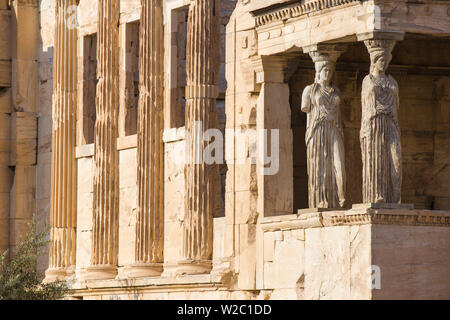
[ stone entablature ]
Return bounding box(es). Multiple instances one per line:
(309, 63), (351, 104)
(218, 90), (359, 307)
(246, 0), (450, 56)
(253, 0), (362, 28)
(261, 206), (450, 232)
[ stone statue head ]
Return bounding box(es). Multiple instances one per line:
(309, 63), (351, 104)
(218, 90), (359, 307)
(309, 50), (341, 84)
(365, 39), (395, 74)
(370, 50), (392, 73)
(314, 60), (335, 83)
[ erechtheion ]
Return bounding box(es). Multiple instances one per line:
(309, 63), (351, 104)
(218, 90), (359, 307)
(0, 0), (449, 299)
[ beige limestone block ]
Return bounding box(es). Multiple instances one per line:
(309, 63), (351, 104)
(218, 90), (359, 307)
(305, 226), (351, 299)
(272, 238), (304, 290)
(118, 223), (136, 267)
(119, 148), (137, 189)
(76, 192), (92, 232)
(0, 167), (12, 193)
(238, 223), (257, 290)
(0, 88), (11, 114)
(10, 112), (37, 166)
(11, 165), (35, 194)
(0, 60), (11, 87)
(0, 10), (10, 60)
(349, 224), (372, 299)
(11, 59), (38, 112)
(263, 232), (274, 262)
(76, 230), (92, 270)
(163, 219), (183, 267)
(213, 217), (226, 264)
(9, 218), (32, 247)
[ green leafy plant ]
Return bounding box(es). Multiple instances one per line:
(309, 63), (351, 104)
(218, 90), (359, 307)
(0, 218), (71, 300)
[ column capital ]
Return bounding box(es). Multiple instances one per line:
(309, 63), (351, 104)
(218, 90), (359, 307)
(363, 38), (397, 65)
(303, 43), (347, 65)
(244, 54), (300, 93)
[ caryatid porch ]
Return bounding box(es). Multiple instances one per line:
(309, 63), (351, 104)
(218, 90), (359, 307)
(228, 0), (450, 299)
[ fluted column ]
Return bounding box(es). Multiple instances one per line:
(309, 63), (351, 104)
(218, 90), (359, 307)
(45, 0), (78, 282)
(179, 0), (221, 275)
(126, 0), (164, 278)
(86, 0), (120, 280)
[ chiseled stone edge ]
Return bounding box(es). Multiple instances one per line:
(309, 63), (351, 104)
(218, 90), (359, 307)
(261, 209), (450, 232)
(253, 0), (361, 27)
(69, 273), (223, 292)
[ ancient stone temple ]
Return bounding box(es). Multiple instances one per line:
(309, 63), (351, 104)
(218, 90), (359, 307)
(0, 0), (449, 299)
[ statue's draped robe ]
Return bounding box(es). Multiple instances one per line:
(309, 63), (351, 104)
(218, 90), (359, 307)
(303, 83), (346, 208)
(361, 74), (402, 203)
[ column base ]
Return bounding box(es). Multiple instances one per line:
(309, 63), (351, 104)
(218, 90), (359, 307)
(176, 259), (212, 275)
(43, 267), (73, 283)
(124, 263), (163, 278)
(84, 265), (118, 281)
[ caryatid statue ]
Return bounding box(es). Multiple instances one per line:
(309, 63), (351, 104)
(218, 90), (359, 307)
(301, 48), (346, 209)
(361, 39), (402, 204)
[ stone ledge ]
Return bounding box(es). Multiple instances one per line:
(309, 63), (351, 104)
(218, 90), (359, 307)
(117, 134), (137, 151)
(261, 207), (450, 232)
(75, 144), (94, 159)
(70, 273), (222, 291)
(163, 127), (185, 143)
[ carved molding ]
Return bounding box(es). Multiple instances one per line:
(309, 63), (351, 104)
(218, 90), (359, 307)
(253, 0), (361, 27)
(261, 209), (450, 232)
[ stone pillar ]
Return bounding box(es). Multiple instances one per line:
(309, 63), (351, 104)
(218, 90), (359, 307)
(45, 0), (78, 282)
(244, 55), (296, 290)
(86, 0), (120, 280)
(126, 0), (164, 278)
(179, 0), (221, 275)
(9, 0), (38, 257)
(0, 3), (11, 257)
(301, 44), (347, 209)
(254, 56), (296, 218)
(360, 37), (402, 204)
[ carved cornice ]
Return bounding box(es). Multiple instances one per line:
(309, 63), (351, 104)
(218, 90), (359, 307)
(261, 209), (450, 232)
(253, 0), (362, 27)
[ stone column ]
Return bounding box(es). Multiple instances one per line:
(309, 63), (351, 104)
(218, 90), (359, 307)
(179, 0), (221, 275)
(86, 0), (120, 280)
(45, 0), (78, 282)
(126, 0), (164, 278)
(360, 38), (402, 204)
(301, 44), (347, 209)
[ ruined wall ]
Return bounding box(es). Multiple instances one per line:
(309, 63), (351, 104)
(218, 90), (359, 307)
(0, 0), (11, 257)
(290, 39), (450, 211)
